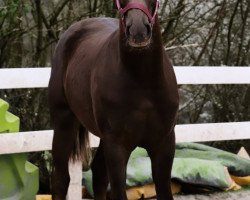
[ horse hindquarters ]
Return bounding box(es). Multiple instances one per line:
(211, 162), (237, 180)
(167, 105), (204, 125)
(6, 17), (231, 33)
(51, 108), (77, 200)
(49, 77), (90, 200)
(50, 106), (90, 200)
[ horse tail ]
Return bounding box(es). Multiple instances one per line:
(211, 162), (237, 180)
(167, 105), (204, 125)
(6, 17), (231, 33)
(70, 124), (92, 167)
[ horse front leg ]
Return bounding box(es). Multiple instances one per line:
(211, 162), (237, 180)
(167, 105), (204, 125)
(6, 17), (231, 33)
(51, 109), (78, 200)
(91, 141), (109, 200)
(103, 139), (133, 200)
(147, 131), (175, 200)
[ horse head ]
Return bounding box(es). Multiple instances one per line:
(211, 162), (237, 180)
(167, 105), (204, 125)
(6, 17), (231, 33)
(116, 0), (160, 48)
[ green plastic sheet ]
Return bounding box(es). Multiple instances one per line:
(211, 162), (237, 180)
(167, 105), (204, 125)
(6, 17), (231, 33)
(83, 143), (250, 197)
(0, 99), (39, 200)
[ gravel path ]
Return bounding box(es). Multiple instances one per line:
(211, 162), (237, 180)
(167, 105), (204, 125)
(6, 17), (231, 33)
(173, 189), (250, 200)
(83, 188), (250, 199)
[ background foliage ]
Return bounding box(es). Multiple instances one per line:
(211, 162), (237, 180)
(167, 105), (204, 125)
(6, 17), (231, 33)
(0, 0), (250, 193)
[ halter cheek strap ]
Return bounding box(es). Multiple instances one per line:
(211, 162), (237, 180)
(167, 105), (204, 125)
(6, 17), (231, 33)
(115, 0), (160, 25)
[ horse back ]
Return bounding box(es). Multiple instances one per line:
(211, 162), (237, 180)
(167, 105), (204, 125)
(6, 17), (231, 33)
(52, 18), (118, 72)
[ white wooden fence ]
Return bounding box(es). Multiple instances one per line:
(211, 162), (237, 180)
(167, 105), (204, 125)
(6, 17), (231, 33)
(0, 67), (250, 200)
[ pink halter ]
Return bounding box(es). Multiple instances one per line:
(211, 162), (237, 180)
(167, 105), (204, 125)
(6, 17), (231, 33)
(115, 0), (160, 25)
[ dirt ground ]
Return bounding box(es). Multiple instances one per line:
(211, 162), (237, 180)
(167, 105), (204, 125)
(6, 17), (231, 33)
(173, 189), (250, 200)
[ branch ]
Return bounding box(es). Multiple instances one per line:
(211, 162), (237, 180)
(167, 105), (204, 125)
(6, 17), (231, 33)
(236, 0), (250, 66)
(165, 3), (219, 47)
(160, 0), (168, 17)
(241, 38), (250, 66)
(224, 0), (240, 65)
(165, 43), (201, 51)
(162, 0), (185, 43)
(34, 0), (43, 63)
(40, 5), (57, 40)
(193, 0), (226, 66)
(50, 0), (70, 25)
(208, 27), (220, 65)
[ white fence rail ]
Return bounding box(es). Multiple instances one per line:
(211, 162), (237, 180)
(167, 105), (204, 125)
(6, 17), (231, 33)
(0, 67), (250, 200)
(1, 67), (250, 89)
(1, 121), (250, 155)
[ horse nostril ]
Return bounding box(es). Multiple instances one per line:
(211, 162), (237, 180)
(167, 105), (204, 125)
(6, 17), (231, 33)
(126, 25), (131, 37)
(145, 23), (152, 37)
(125, 17), (132, 37)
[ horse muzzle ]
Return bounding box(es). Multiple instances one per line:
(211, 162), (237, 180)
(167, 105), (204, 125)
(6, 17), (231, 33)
(124, 11), (152, 48)
(115, 0), (159, 48)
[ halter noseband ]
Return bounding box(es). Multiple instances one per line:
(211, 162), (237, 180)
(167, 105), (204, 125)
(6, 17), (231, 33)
(115, 0), (160, 26)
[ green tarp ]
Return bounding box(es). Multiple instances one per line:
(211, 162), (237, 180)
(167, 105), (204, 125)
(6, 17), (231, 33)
(83, 143), (250, 197)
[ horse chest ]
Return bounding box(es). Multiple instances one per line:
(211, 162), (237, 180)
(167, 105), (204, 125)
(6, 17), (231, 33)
(128, 102), (159, 131)
(106, 94), (171, 135)
(96, 72), (177, 135)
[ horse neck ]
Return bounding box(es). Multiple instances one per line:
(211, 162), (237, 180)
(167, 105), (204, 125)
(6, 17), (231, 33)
(119, 18), (164, 80)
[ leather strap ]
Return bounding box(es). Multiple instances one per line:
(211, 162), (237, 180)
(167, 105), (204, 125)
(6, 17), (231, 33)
(115, 0), (160, 25)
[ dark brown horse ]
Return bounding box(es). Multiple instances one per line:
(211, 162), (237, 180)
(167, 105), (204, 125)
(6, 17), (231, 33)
(48, 0), (179, 199)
